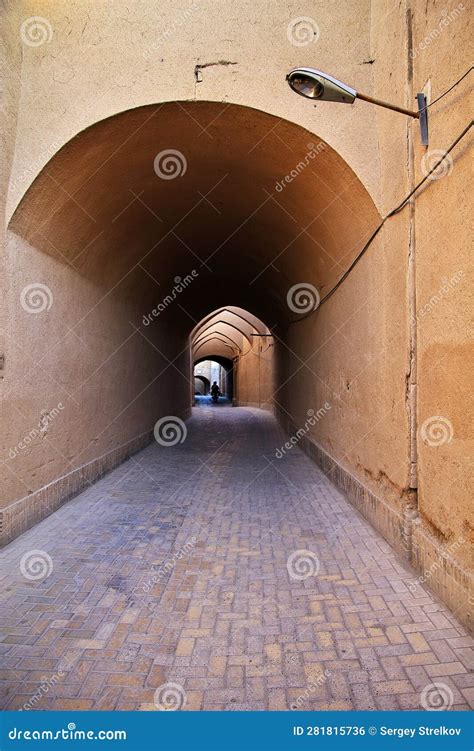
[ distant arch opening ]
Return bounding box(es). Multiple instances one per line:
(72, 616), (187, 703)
(194, 374), (211, 395)
(191, 307), (274, 410)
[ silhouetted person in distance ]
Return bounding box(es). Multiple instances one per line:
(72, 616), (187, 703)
(210, 381), (220, 402)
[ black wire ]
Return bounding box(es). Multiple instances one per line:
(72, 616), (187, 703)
(289, 119), (473, 321)
(427, 66), (473, 109)
(288, 69), (473, 320)
(384, 120), (472, 218)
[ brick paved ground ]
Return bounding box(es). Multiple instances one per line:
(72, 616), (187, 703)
(0, 403), (472, 711)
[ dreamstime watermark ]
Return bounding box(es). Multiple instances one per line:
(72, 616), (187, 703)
(420, 416), (453, 446)
(287, 16), (320, 46)
(275, 141), (326, 192)
(153, 416), (187, 446)
(8, 403), (64, 460)
(20, 283), (53, 313)
(137, 537), (198, 597)
(142, 271), (198, 325)
(287, 283), (320, 314)
(154, 149), (187, 180)
(11, 140), (63, 194)
(8, 726), (127, 741)
(154, 682), (187, 710)
(287, 549), (320, 580)
(20, 550), (53, 581)
(143, 2), (199, 60)
(410, 4), (465, 59)
(23, 671), (65, 710)
(421, 682), (454, 710)
(411, 270), (464, 325)
(290, 669), (331, 709)
(421, 149), (454, 180)
(20, 16), (53, 47)
(275, 404), (331, 458)
(408, 536), (465, 594)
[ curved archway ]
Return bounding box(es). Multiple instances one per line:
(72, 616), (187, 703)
(192, 307), (272, 410)
(3, 98), (389, 546)
(194, 374), (210, 396)
(193, 357), (233, 402)
(8, 101), (380, 331)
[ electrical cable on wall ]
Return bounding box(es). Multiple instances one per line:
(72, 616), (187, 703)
(425, 66), (473, 110)
(289, 119), (473, 324)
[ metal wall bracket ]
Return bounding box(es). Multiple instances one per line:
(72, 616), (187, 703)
(417, 93), (429, 146)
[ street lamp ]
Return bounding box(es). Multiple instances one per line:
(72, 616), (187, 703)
(286, 67), (428, 144)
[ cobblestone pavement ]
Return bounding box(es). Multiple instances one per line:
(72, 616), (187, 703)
(0, 404), (472, 711)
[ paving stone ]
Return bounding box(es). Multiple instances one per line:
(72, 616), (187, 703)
(0, 405), (472, 710)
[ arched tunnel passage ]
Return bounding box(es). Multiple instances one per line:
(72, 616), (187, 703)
(193, 359), (231, 402)
(3, 98), (385, 526)
(1, 91), (472, 707)
(191, 307), (273, 410)
(3, 96), (453, 623)
(3, 99), (404, 547)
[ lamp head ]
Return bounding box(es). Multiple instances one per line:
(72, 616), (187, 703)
(287, 68), (356, 104)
